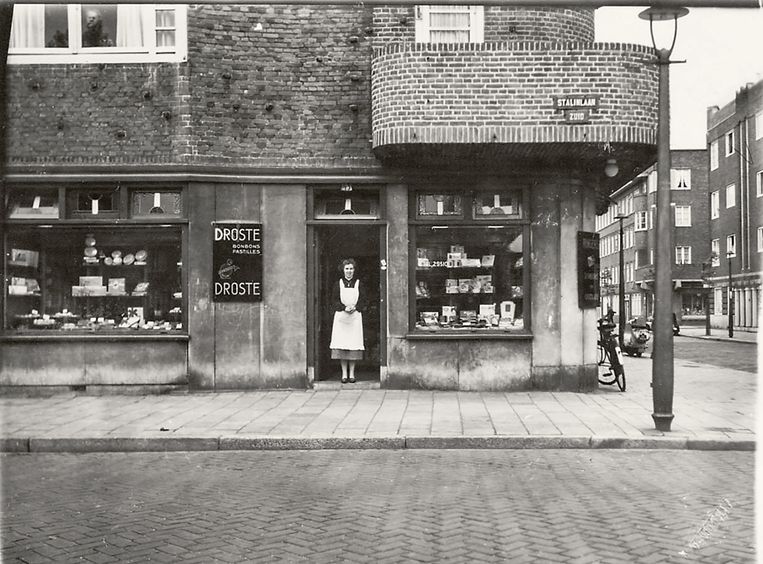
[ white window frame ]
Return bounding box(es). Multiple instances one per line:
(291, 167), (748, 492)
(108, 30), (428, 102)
(710, 140), (719, 170)
(758, 226), (763, 253)
(757, 171), (762, 198)
(635, 211), (647, 231)
(726, 234), (736, 258)
(711, 239), (720, 266)
(415, 5), (484, 43)
(725, 130), (735, 157)
(670, 168), (691, 190)
(675, 246), (692, 265)
(8, 4), (188, 64)
(711, 190), (720, 219)
(674, 205), (692, 227)
(756, 111), (763, 141)
(726, 184), (736, 208)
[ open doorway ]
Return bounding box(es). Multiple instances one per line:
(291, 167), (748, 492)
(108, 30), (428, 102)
(314, 224), (381, 382)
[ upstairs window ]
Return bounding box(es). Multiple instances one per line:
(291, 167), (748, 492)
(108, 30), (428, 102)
(711, 190), (720, 219)
(726, 234), (736, 257)
(756, 111), (763, 141)
(710, 140), (719, 170)
(675, 246), (692, 265)
(415, 5), (484, 43)
(725, 130), (735, 157)
(635, 211), (648, 231)
(674, 205), (692, 227)
(8, 4), (187, 64)
(726, 184), (736, 208)
(711, 239), (720, 266)
(670, 168), (691, 190)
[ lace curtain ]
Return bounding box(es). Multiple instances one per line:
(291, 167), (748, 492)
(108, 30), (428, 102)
(10, 5), (45, 48)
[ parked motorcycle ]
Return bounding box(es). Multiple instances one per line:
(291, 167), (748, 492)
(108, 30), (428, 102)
(622, 316), (651, 357)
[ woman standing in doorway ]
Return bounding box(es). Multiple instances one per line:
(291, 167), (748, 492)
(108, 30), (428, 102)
(329, 258), (365, 383)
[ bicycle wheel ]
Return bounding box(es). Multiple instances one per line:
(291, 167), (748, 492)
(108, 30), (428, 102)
(597, 344), (617, 386)
(609, 344), (626, 392)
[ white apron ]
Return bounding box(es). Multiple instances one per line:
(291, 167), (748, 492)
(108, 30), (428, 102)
(329, 279), (364, 351)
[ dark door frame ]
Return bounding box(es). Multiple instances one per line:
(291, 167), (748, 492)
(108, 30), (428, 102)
(307, 220), (387, 383)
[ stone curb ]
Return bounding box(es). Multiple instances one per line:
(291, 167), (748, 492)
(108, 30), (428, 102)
(1, 435), (755, 453)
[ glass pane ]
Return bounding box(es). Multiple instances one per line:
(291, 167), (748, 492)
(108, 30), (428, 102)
(417, 194), (462, 217)
(131, 191), (182, 217)
(76, 190), (116, 214)
(45, 5), (69, 47)
(414, 226), (525, 331)
(6, 189), (59, 219)
(473, 191), (522, 218)
(155, 9), (175, 28)
(314, 189), (379, 218)
(82, 5), (117, 47)
(156, 30), (175, 48)
(5, 227), (183, 333)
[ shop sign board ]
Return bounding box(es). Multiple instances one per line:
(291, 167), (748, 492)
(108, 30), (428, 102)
(577, 231), (600, 309)
(212, 222), (263, 302)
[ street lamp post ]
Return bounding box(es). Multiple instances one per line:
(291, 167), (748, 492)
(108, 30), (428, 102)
(615, 212), (627, 347)
(639, 5), (688, 433)
(727, 251), (734, 338)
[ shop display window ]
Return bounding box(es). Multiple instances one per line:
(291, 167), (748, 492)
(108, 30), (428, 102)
(473, 191), (522, 219)
(5, 226), (183, 333)
(414, 225), (525, 332)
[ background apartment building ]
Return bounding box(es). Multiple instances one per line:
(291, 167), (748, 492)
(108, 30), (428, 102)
(706, 79), (762, 332)
(596, 150), (709, 323)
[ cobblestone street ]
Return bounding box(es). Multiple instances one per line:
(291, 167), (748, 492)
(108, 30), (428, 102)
(1, 449), (754, 563)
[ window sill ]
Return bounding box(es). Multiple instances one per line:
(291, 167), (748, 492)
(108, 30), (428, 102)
(0, 332), (189, 342)
(405, 331), (532, 341)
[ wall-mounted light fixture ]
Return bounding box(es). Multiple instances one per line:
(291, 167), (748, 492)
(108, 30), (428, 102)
(604, 158), (619, 178)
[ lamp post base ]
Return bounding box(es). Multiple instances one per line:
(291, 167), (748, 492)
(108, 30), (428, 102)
(652, 412), (674, 432)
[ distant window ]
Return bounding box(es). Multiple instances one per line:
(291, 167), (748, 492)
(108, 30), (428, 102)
(647, 170), (657, 193)
(758, 226), (763, 253)
(725, 130), (735, 157)
(713, 287), (723, 314)
(674, 205), (691, 227)
(756, 111), (763, 141)
(711, 190), (720, 219)
(726, 184), (736, 208)
(757, 170), (762, 198)
(9, 4), (187, 64)
(675, 246), (692, 265)
(726, 234), (736, 257)
(635, 211), (647, 231)
(671, 169), (691, 190)
(415, 5), (484, 43)
(711, 239), (720, 266)
(710, 140), (719, 171)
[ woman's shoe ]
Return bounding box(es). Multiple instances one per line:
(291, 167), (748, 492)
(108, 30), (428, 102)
(348, 377), (356, 383)
(341, 377), (348, 384)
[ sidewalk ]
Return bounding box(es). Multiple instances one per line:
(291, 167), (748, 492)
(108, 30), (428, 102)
(0, 356), (756, 454)
(679, 324), (759, 344)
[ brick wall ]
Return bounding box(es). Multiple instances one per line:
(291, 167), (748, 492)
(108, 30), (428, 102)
(185, 4), (377, 169)
(372, 42), (658, 148)
(372, 7), (595, 45)
(6, 63), (191, 165)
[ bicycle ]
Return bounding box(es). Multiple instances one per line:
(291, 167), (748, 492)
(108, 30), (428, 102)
(597, 315), (626, 391)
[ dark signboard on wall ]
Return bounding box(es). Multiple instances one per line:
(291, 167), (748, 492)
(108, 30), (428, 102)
(577, 231), (600, 309)
(212, 222), (263, 302)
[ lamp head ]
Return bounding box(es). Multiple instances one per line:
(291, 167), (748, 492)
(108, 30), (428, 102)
(639, 6), (689, 55)
(604, 159), (619, 178)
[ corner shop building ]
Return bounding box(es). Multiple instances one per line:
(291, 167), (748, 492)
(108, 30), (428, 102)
(0, 4), (658, 392)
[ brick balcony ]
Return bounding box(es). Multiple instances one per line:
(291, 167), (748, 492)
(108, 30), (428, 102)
(371, 41), (659, 180)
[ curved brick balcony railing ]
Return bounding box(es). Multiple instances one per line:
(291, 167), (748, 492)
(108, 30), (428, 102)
(371, 42), (658, 166)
